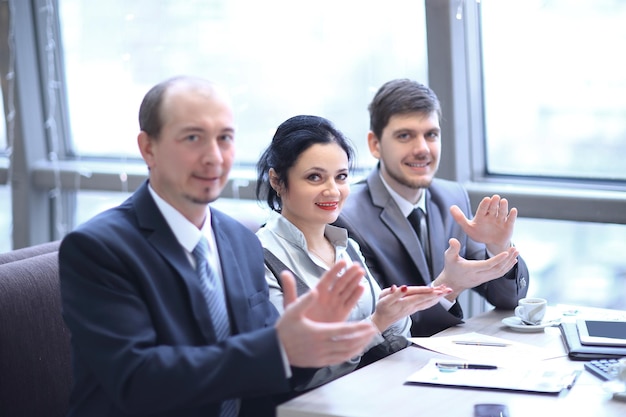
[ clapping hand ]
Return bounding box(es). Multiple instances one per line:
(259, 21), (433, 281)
(450, 194), (517, 255)
(278, 260), (366, 323)
(275, 272), (376, 368)
(370, 284), (452, 332)
(433, 238), (519, 301)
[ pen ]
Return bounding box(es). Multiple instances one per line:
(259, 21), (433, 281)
(452, 340), (510, 347)
(561, 370), (581, 389)
(436, 362), (498, 370)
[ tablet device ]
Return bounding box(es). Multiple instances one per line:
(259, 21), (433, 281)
(577, 319), (626, 347)
(559, 322), (626, 360)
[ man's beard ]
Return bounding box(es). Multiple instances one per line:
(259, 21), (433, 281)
(186, 188), (220, 205)
(387, 168), (433, 190)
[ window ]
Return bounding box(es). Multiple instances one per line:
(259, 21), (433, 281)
(5, 0), (625, 313)
(0, 186), (11, 253)
(58, 0), (428, 168)
(0, 94), (6, 150)
(75, 192), (271, 235)
(0, 0), (8, 152)
(474, 0), (626, 311)
(481, 0), (626, 181)
(1, 85), (11, 250)
(515, 218), (626, 310)
(75, 191), (131, 227)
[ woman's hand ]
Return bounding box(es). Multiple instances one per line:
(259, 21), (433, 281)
(280, 260), (366, 323)
(370, 284), (452, 332)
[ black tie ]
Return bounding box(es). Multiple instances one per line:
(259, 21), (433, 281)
(408, 208), (432, 273)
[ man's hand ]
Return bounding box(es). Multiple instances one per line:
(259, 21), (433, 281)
(371, 284), (452, 332)
(432, 238), (519, 301)
(450, 194), (517, 254)
(276, 273), (376, 368)
(278, 260), (366, 323)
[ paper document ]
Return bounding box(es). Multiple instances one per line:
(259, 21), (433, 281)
(408, 332), (563, 366)
(406, 358), (580, 394)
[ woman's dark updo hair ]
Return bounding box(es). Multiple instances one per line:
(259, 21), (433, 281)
(256, 115), (355, 212)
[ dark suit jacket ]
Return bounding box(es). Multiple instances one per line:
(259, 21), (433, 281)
(59, 181), (303, 417)
(335, 169), (529, 336)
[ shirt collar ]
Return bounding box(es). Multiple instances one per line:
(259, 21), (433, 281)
(266, 211), (349, 252)
(147, 184), (213, 254)
(377, 170), (427, 217)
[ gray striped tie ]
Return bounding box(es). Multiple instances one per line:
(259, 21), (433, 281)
(192, 237), (238, 417)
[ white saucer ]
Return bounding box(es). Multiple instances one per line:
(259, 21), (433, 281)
(501, 316), (557, 332)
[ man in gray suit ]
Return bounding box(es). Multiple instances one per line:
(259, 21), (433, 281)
(335, 79), (529, 336)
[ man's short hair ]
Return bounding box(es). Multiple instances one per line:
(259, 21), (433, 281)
(368, 78), (442, 139)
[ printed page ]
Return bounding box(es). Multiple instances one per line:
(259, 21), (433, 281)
(406, 358), (580, 394)
(408, 332), (563, 367)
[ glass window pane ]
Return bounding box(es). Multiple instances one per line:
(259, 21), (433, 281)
(0, 89), (6, 150)
(481, 0), (626, 180)
(73, 191), (626, 311)
(58, 0), (428, 168)
(75, 191), (271, 232)
(75, 191), (132, 227)
(514, 218), (626, 311)
(0, 185), (11, 252)
(0, 85), (8, 250)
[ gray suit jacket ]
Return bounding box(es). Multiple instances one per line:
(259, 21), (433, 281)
(335, 169), (529, 336)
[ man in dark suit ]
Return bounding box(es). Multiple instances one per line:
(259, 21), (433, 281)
(335, 79), (529, 336)
(59, 76), (376, 417)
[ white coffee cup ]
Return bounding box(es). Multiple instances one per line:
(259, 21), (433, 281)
(514, 297), (547, 325)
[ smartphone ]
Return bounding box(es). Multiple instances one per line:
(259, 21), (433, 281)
(474, 403), (510, 417)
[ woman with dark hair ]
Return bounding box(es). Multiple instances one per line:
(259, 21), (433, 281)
(256, 115), (451, 389)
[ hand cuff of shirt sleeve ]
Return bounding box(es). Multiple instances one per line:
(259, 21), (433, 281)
(363, 316), (384, 345)
(277, 336), (292, 379)
(438, 295), (456, 311)
(486, 241), (514, 259)
(430, 282), (456, 311)
(486, 242), (518, 280)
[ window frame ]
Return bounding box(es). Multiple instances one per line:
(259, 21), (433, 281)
(2, 0), (626, 249)
(425, 0), (626, 224)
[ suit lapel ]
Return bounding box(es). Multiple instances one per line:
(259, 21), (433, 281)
(133, 182), (194, 279)
(210, 210), (251, 335)
(367, 171), (433, 284)
(132, 181), (219, 342)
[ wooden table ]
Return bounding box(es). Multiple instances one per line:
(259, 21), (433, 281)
(277, 308), (626, 417)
